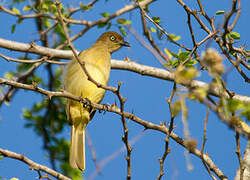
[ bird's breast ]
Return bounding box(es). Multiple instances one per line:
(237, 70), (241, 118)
(64, 51), (111, 104)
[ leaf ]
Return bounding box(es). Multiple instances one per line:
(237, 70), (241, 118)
(44, 18), (51, 28)
(23, 5), (31, 12)
(152, 16), (160, 24)
(4, 72), (15, 79)
(23, 109), (32, 119)
(227, 99), (243, 113)
(164, 48), (173, 59)
(168, 34), (181, 41)
(11, 178), (19, 180)
(106, 22), (112, 30)
(150, 27), (156, 32)
(185, 59), (197, 67)
(240, 103), (250, 121)
(178, 51), (190, 61)
(11, 24), (16, 34)
(117, 18), (131, 25)
(118, 26), (126, 36)
(11, 8), (20, 15)
(230, 32), (240, 39)
(41, 3), (49, 11)
(82, 5), (92, 10)
(97, 22), (107, 28)
(100, 12), (109, 17)
(215, 10), (225, 15)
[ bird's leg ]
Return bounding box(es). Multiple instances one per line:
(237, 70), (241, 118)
(80, 97), (92, 109)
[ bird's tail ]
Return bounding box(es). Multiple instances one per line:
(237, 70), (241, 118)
(70, 124), (86, 171)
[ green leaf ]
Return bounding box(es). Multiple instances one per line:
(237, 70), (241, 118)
(227, 99), (243, 114)
(97, 22), (107, 28)
(168, 34), (181, 41)
(164, 48), (172, 59)
(152, 16), (160, 24)
(230, 32), (240, 39)
(178, 51), (190, 61)
(23, 5), (31, 12)
(215, 10), (225, 15)
(117, 18), (131, 25)
(11, 8), (20, 15)
(44, 18), (51, 28)
(240, 103), (250, 121)
(82, 5), (92, 10)
(118, 26), (126, 36)
(106, 22), (112, 30)
(4, 72), (15, 79)
(100, 12), (109, 17)
(185, 59), (197, 67)
(23, 109), (32, 119)
(41, 3), (49, 11)
(150, 27), (156, 32)
(11, 24), (16, 34)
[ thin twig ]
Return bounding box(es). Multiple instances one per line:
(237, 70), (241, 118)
(156, 83), (176, 180)
(200, 105), (217, 180)
(86, 131), (102, 175)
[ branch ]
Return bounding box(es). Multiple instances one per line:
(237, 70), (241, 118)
(0, 37), (249, 102)
(234, 140), (250, 180)
(0, 148), (71, 180)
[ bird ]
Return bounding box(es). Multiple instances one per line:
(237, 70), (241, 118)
(64, 31), (130, 171)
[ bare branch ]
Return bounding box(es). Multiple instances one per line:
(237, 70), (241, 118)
(0, 37), (249, 102)
(0, 148), (71, 180)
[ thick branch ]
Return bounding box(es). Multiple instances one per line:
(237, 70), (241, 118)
(0, 38), (249, 103)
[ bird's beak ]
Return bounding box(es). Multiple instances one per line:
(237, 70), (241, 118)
(120, 41), (130, 47)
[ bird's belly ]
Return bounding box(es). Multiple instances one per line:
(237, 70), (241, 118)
(67, 63), (109, 104)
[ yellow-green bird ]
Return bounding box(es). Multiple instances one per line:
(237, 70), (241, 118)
(64, 31), (130, 171)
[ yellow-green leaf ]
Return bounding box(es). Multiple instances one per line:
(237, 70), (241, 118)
(169, 34), (181, 41)
(230, 32), (240, 39)
(23, 6), (31, 12)
(150, 27), (156, 32)
(12, 8), (20, 15)
(215, 10), (224, 15)
(164, 48), (173, 59)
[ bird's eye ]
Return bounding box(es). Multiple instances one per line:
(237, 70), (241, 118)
(110, 35), (116, 41)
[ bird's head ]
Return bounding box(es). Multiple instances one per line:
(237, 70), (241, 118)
(94, 31), (130, 53)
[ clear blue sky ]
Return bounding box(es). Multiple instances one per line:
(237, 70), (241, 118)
(0, 0), (249, 180)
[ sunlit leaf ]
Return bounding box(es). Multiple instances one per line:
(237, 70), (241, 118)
(100, 12), (109, 17)
(150, 27), (156, 32)
(164, 48), (173, 59)
(117, 18), (131, 25)
(215, 10), (224, 15)
(168, 34), (181, 41)
(11, 8), (20, 15)
(230, 32), (240, 39)
(23, 5), (31, 12)
(152, 16), (160, 24)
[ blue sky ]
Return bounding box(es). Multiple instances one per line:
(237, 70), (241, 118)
(0, 0), (249, 179)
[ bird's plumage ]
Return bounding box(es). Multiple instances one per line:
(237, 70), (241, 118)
(64, 31), (129, 171)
